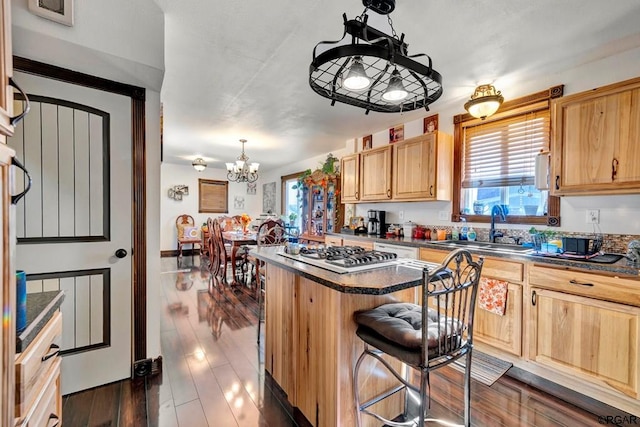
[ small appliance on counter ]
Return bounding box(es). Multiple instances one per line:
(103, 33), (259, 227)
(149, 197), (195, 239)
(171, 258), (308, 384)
(367, 210), (386, 237)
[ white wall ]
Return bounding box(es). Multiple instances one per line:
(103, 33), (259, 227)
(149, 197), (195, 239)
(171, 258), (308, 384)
(265, 46), (640, 237)
(160, 163), (264, 251)
(12, 0), (165, 359)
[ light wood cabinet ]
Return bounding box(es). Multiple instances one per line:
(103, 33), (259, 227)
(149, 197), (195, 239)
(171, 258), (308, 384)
(0, 142), (15, 427)
(340, 153), (360, 202)
(324, 235), (343, 247)
(299, 174), (342, 243)
(393, 132), (453, 201)
(264, 265), (296, 400)
(551, 76), (640, 195)
(528, 288), (639, 399)
(360, 146), (392, 201)
(15, 312), (62, 426)
(420, 248), (523, 356)
(0, 0), (13, 138)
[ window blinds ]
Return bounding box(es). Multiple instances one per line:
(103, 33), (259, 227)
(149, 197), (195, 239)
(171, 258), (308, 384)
(461, 110), (550, 188)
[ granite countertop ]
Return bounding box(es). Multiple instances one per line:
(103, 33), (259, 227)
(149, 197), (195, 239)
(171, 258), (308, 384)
(251, 246), (428, 295)
(328, 233), (640, 278)
(17, 290), (65, 353)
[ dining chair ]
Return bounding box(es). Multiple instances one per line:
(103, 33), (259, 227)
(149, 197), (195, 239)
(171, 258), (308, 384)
(175, 214), (201, 261)
(352, 248), (484, 427)
(207, 217), (251, 289)
(254, 219), (286, 343)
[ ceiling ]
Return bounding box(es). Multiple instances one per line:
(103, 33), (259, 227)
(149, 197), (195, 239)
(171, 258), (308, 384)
(153, 0), (640, 172)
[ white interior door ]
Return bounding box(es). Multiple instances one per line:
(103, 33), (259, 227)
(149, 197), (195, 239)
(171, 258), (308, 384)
(8, 71), (132, 395)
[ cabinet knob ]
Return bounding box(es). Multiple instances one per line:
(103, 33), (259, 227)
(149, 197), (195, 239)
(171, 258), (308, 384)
(47, 413), (60, 427)
(42, 343), (60, 362)
(569, 279), (593, 287)
(531, 290), (537, 306)
(355, 191), (359, 200)
(9, 78), (31, 127)
(429, 185), (434, 196)
(555, 175), (560, 191)
(611, 158), (619, 181)
(387, 189), (391, 198)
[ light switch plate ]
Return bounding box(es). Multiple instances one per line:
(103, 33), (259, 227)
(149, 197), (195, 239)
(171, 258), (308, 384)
(438, 211), (449, 221)
(586, 209), (600, 224)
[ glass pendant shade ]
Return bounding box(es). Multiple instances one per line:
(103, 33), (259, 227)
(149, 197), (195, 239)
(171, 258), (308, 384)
(343, 56), (371, 91)
(464, 84), (504, 119)
(382, 69), (408, 102)
(192, 158), (207, 172)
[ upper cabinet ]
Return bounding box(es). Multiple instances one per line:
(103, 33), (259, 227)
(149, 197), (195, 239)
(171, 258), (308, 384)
(0, 0), (13, 139)
(360, 145), (392, 201)
(340, 131), (453, 203)
(393, 131), (452, 201)
(551, 76), (640, 195)
(340, 153), (360, 202)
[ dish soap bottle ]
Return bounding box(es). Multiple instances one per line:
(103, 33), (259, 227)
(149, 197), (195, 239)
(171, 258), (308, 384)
(467, 225), (477, 241)
(452, 225), (459, 241)
(460, 218), (468, 240)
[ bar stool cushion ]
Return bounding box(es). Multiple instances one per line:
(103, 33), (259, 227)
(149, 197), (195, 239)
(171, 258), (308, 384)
(354, 302), (463, 366)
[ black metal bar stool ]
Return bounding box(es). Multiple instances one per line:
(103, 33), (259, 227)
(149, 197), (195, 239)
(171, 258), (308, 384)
(353, 249), (484, 426)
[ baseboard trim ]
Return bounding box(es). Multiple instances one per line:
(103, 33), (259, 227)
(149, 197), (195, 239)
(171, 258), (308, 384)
(161, 249), (200, 258)
(506, 366), (633, 418)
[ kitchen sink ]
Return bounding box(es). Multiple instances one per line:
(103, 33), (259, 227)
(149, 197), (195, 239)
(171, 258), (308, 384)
(430, 240), (533, 254)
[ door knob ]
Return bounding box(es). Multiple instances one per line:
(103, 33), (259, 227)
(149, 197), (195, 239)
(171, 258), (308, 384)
(115, 248), (128, 258)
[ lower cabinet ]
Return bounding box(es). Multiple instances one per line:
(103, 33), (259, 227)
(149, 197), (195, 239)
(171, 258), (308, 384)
(420, 248), (524, 356)
(528, 287), (639, 400)
(324, 235), (342, 247)
(15, 311), (62, 426)
(342, 238), (373, 250)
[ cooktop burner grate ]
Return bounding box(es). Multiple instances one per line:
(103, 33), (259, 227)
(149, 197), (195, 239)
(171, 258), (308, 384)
(300, 246), (397, 267)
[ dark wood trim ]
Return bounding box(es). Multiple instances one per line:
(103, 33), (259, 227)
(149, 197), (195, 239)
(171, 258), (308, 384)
(160, 249), (200, 258)
(14, 57), (145, 100)
(131, 97), (147, 362)
(18, 236), (109, 244)
(452, 85), (564, 226)
(14, 56), (148, 369)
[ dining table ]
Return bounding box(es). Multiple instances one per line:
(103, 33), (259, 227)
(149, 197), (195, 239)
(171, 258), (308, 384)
(221, 230), (258, 286)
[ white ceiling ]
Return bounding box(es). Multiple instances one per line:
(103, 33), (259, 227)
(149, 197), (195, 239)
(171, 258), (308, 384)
(153, 0), (640, 171)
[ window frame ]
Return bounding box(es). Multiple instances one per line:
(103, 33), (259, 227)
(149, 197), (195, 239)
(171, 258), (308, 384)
(452, 85), (564, 226)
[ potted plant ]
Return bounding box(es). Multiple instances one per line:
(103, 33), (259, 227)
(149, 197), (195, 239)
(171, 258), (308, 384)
(288, 212), (297, 226)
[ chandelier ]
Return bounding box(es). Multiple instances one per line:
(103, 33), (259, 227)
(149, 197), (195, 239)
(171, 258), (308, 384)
(309, 0), (443, 114)
(464, 84), (504, 120)
(226, 139), (259, 183)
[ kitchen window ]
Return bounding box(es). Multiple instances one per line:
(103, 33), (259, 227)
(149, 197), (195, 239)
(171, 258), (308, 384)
(452, 85), (564, 226)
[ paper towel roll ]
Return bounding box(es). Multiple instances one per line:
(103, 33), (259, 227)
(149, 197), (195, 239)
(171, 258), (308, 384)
(535, 152), (549, 190)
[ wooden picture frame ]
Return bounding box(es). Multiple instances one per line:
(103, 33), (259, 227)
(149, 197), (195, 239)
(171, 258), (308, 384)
(389, 124), (404, 143)
(362, 135), (373, 151)
(198, 179), (228, 213)
(28, 0), (74, 26)
(424, 113), (439, 134)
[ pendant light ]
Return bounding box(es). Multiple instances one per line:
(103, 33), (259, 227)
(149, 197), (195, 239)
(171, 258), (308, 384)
(381, 68), (408, 102)
(464, 84), (504, 120)
(343, 56), (371, 91)
(309, 0), (443, 114)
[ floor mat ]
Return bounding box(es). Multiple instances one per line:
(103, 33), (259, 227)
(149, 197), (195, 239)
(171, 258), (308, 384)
(450, 351), (512, 386)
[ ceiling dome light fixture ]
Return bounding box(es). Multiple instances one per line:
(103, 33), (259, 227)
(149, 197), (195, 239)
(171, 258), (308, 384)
(309, 0), (443, 114)
(192, 157), (207, 172)
(226, 139), (260, 183)
(464, 84), (504, 120)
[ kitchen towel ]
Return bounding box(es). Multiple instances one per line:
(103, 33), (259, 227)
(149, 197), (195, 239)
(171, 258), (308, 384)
(478, 277), (508, 316)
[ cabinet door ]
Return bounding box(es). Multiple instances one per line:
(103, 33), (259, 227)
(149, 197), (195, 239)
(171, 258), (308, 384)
(360, 146), (391, 201)
(529, 288), (639, 399)
(393, 133), (435, 199)
(474, 282), (522, 356)
(340, 153), (360, 202)
(265, 265), (296, 400)
(0, 0), (12, 137)
(552, 77), (640, 195)
(342, 238), (373, 250)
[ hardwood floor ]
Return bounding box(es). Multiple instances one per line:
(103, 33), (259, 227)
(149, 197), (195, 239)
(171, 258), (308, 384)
(61, 256), (610, 426)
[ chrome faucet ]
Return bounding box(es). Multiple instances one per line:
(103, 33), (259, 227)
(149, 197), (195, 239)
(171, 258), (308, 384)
(489, 205), (506, 243)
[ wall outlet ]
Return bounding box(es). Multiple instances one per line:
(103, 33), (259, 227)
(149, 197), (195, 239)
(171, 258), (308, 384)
(438, 211), (449, 221)
(586, 209), (600, 224)
(399, 211), (404, 221)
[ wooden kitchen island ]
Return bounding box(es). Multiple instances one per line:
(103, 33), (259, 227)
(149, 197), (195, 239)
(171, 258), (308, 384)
(251, 246), (431, 427)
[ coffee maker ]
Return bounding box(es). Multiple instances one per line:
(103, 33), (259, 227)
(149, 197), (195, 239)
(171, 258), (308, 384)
(367, 210), (386, 236)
